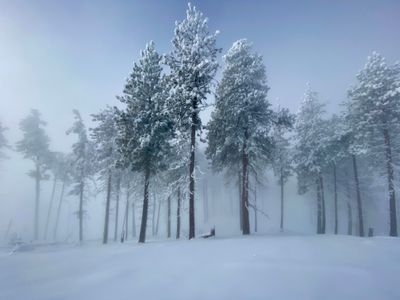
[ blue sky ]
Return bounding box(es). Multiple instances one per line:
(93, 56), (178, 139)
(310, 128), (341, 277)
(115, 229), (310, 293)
(1, 0), (400, 149)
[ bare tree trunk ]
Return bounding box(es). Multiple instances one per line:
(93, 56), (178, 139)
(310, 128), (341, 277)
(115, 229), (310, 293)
(316, 177), (322, 234)
(254, 179), (257, 233)
(155, 196), (161, 235)
(383, 128), (398, 236)
(131, 201), (136, 238)
(352, 154), (364, 237)
(103, 171), (112, 244)
(319, 173), (326, 234)
(280, 171), (284, 231)
(188, 114), (196, 239)
(238, 169), (243, 231)
(53, 179), (66, 240)
(114, 176), (121, 242)
(152, 192), (156, 236)
(138, 168), (150, 243)
(347, 202), (353, 235)
(79, 181), (84, 242)
(203, 180), (209, 223)
(333, 164), (338, 234)
(176, 187), (181, 239)
(34, 163), (40, 240)
(44, 175), (57, 240)
(166, 195), (171, 238)
(125, 184), (130, 240)
(241, 141), (250, 235)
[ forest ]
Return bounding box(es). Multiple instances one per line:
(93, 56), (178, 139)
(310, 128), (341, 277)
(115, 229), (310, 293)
(1, 2), (400, 300)
(1, 4), (400, 246)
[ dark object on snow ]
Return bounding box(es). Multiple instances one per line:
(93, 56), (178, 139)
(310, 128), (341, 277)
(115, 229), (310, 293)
(202, 228), (215, 239)
(368, 228), (374, 237)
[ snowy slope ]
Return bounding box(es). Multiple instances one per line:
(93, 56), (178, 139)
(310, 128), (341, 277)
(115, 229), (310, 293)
(0, 235), (399, 300)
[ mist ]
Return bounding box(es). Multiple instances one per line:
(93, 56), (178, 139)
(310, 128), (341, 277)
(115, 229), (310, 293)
(1, 1), (400, 300)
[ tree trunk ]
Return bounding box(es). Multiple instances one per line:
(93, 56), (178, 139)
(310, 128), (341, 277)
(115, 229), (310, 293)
(383, 128), (398, 236)
(333, 164), (338, 234)
(79, 181), (84, 242)
(166, 195), (171, 238)
(254, 180), (257, 233)
(188, 115), (196, 239)
(125, 184), (130, 240)
(176, 187), (181, 239)
(203, 180), (209, 223)
(238, 169), (243, 231)
(44, 175), (57, 240)
(103, 172), (112, 244)
(152, 192), (157, 236)
(131, 201), (136, 238)
(319, 173), (326, 234)
(53, 179), (66, 240)
(155, 195), (161, 235)
(114, 176), (121, 242)
(280, 171), (284, 232)
(34, 163), (40, 240)
(138, 168), (150, 243)
(316, 177), (322, 234)
(241, 142), (250, 235)
(347, 202), (353, 235)
(352, 154), (364, 237)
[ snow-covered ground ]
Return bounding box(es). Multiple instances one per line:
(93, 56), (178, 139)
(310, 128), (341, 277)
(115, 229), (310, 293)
(0, 234), (399, 300)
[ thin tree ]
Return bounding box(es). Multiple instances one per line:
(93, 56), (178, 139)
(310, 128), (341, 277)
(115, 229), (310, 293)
(16, 109), (51, 240)
(67, 110), (94, 242)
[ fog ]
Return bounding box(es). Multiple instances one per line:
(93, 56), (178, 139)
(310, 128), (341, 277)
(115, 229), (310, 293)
(1, 0), (400, 242)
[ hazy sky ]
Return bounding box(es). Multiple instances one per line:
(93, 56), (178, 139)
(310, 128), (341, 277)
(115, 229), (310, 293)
(1, 0), (400, 150)
(1, 0), (400, 237)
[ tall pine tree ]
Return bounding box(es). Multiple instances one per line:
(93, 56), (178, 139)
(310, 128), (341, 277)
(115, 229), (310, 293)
(347, 52), (400, 236)
(116, 41), (174, 243)
(206, 40), (275, 235)
(166, 4), (219, 239)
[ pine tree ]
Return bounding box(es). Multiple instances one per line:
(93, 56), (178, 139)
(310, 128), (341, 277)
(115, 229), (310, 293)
(16, 109), (51, 240)
(53, 153), (72, 240)
(293, 86), (328, 234)
(272, 107), (295, 231)
(166, 3), (220, 239)
(206, 39), (276, 235)
(347, 52), (400, 236)
(67, 109), (95, 242)
(44, 151), (68, 240)
(91, 106), (121, 244)
(116, 41), (174, 243)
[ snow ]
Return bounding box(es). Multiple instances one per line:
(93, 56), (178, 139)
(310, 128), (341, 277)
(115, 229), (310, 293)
(1, 235), (399, 300)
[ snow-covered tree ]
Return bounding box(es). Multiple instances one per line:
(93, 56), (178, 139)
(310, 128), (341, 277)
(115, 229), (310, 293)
(347, 52), (400, 236)
(52, 152), (73, 240)
(206, 39), (275, 235)
(67, 109), (95, 242)
(16, 109), (51, 240)
(272, 107), (295, 231)
(293, 86), (328, 234)
(166, 3), (220, 239)
(91, 106), (122, 244)
(116, 41), (174, 243)
(43, 151), (70, 240)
